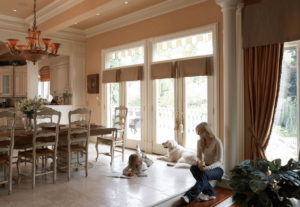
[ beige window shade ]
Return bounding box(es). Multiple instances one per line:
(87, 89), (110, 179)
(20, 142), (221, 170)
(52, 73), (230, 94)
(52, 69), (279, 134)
(102, 69), (120, 83)
(39, 66), (50, 82)
(151, 62), (175, 80)
(178, 57), (213, 78)
(243, 0), (300, 48)
(119, 66), (143, 82)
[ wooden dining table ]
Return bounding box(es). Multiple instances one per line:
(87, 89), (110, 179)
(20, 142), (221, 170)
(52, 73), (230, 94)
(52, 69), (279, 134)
(0, 125), (116, 179)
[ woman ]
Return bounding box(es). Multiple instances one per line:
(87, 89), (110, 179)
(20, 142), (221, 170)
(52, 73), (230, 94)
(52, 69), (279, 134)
(181, 122), (224, 204)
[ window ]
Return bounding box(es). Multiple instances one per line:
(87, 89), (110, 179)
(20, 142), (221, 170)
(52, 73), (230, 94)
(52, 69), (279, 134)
(266, 46), (298, 164)
(153, 32), (213, 62)
(38, 81), (52, 101)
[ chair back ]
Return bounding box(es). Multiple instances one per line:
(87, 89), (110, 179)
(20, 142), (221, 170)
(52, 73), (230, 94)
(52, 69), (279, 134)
(112, 106), (128, 139)
(32, 109), (61, 152)
(36, 107), (53, 123)
(0, 111), (16, 156)
(67, 108), (92, 146)
(4, 108), (23, 128)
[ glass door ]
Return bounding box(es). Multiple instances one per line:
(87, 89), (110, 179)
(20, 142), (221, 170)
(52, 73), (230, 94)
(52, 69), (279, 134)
(184, 76), (208, 150)
(107, 83), (120, 128)
(153, 78), (176, 154)
(125, 81), (142, 149)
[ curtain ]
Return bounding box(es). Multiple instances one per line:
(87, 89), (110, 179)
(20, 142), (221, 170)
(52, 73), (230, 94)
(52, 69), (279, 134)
(39, 66), (50, 82)
(151, 62), (175, 80)
(102, 69), (120, 83)
(245, 43), (284, 159)
(178, 57), (213, 77)
(119, 66), (143, 82)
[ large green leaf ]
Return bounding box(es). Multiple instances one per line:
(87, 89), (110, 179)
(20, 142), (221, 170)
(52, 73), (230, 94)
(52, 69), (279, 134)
(269, 173), (280, 183)
(232, 191), (248, 207)
(249, 180), (268, 192)
(279, 185), (300, 199)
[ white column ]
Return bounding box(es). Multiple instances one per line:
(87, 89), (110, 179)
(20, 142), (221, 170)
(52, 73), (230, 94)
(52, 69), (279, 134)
(216, 0), (243, 179)
(26, 61), (39, 99)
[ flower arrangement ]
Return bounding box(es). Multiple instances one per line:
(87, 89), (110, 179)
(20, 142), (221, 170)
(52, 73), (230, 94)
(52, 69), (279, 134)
(230, 158), (300, 207)
(62, 92), (71, 98)
(15, 97), (45, 131)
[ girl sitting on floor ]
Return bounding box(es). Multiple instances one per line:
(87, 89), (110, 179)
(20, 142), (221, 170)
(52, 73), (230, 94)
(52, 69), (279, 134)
(123, 145), (153, 176)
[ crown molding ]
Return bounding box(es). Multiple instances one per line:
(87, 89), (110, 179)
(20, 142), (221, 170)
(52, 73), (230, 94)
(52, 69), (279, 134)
(26, 0), (85, 25)
(85, 0), (207, 38)
(0, 14), (29, 28)
(48, 28), (86, 43)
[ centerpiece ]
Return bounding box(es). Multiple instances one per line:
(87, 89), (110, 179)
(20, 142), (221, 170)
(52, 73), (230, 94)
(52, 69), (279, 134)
(15, 97), (45, 131)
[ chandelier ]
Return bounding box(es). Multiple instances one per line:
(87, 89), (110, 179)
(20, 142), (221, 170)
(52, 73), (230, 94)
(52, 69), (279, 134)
(4, 0), (62, 65)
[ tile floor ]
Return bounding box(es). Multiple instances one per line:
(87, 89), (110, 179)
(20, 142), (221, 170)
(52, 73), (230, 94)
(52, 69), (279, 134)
(0, 143), (195, 207)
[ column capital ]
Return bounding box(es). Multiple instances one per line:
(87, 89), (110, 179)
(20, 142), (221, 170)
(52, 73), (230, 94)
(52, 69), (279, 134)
(216, 0), (243, 9)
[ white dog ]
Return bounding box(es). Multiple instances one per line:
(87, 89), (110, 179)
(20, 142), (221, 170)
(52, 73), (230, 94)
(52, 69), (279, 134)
(157, 140), (197, 168)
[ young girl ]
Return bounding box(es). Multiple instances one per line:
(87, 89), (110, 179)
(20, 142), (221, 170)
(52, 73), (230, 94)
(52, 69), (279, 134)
(123, 145), (153, 176)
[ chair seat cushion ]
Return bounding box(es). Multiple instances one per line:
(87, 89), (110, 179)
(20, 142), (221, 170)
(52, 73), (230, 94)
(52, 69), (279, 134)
(0, 154), (9, 163)
(57, 145), (85, 152)
(19, 148), (53, 158)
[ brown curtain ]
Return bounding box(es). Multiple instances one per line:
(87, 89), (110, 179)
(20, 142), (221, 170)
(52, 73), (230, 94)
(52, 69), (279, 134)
(151, 62), (175, 80)
(245, 43), (284, 159)
(119, 66), (143, 82)
(178, 57), (213, 77)
(102, 69), (120, 83)
(39, 66), (50, 82)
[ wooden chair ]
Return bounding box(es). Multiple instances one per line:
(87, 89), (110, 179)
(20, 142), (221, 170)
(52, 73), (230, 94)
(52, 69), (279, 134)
(95, 106), (128, 164)
(57, 108), (91, 181)
(17, 109), (61, 189)
(4, 108), (31, 166)
(0, 111), (16, 195)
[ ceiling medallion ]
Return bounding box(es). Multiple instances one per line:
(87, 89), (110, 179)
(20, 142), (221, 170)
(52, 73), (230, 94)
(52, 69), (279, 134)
(5, 0), (62, 65)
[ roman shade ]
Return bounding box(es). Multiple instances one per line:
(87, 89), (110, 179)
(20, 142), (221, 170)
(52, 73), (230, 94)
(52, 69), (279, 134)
(243, 0), (300, 48)
(119, 66), (143, 82)
(178, 57), (213, 78)
(102, 69), (119, 83)
(39, 66), (50, 82)
(151, 62), (175, 80)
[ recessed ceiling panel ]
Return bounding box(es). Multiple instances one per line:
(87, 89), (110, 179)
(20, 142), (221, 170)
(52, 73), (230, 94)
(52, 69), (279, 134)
(70, 0), (168, 30)
(0, 0), (55, 19)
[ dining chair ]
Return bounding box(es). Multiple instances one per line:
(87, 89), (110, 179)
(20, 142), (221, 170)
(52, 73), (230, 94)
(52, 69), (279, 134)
(95, 106), (128, 164)
(57, 108), (91, 181)
(0, 111), (16, 195)
(4, 108), (31, 166)
(17, 108), (61, 189)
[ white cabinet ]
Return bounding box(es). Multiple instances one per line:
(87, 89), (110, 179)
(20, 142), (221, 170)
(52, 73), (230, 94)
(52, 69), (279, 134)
(0, 68), (13, 97)
(50, 56), (69, 96)
(46, 105), (73, 124)
(14, 66), (27, 97)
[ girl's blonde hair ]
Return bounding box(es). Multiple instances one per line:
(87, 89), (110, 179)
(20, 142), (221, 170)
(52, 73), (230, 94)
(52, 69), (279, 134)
(195, 122), (215, 152)
(128, 153), (142, 173)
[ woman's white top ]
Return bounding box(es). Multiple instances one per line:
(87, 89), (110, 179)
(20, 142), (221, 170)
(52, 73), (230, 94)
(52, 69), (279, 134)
(197, 137), (224, 170)
(123, 161), (148, 176)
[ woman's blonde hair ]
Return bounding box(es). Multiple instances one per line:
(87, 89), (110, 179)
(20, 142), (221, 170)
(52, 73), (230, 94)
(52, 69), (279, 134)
(128, 153), (142, 173)
(195, 122), (215, 152)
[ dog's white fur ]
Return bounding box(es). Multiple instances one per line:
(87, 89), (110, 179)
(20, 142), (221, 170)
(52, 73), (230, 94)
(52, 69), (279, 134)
(157, 140), (197, 168)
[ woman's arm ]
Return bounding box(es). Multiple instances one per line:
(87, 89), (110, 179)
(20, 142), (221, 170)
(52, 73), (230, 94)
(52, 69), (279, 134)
(207, 138), (223, 170)
(197, 140), (203, 161)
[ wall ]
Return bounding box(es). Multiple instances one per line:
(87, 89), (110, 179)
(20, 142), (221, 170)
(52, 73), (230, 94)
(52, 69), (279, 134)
(85, 0), (224, 143)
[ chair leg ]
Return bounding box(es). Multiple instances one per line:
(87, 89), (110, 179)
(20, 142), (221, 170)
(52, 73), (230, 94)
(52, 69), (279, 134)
(32, 156), (36, 189)
(76, 152), (79, 171)
(85, 150), (88, 177)
(67, 152), (70, 181)
(17, 153), (22, 184)
(53, 152), (56, 184)
(122, 141), (125, 162)
(95, 141), (99, 161)
(8, 159), (12, 195)
(110, 143), (113, 165)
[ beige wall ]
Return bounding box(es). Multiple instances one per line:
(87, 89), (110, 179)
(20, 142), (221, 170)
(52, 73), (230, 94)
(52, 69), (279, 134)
(85, 0), (224, 143)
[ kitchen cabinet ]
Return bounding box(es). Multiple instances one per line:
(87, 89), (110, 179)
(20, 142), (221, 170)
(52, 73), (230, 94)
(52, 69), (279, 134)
(50, 56), (69, 96)
(0, 68), (13, 97)
(14, 66), (27, 97)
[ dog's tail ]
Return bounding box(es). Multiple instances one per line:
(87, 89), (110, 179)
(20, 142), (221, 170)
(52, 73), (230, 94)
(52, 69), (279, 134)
(174, 163), (191, 168)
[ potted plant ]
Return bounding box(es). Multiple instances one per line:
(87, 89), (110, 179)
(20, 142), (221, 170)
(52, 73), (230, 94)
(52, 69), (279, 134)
(230, 158), (300, 207)
(63, 92), (71, 104)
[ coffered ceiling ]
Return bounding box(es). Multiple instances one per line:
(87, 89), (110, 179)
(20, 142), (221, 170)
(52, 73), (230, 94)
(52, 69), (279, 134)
(70, 0), (168, 30)
(0, 0), (55, 19)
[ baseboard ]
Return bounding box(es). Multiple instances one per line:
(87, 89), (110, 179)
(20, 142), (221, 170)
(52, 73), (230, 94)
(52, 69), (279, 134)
(215, 196), (234, 207)
(216, 178), (232, 190)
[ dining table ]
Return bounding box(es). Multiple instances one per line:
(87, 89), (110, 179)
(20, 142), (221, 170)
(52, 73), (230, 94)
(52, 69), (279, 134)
(0, 125), (116, 180)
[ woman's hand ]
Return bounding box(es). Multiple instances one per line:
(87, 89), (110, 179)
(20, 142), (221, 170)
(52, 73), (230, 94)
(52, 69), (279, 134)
(198, 165), (208, 172)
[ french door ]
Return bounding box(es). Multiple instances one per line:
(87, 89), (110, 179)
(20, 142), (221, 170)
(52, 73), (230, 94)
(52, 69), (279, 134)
(152, 76), (212, 154)
(105, 81), (143, 149)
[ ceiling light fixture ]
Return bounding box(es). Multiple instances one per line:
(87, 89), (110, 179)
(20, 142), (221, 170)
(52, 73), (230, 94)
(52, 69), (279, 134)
(5, 0), (62, 65)
(75, 23), (77, 24)
(125, 2), (128, 4)
(97, 13), (99, 15)
(13, 9), (17, 12)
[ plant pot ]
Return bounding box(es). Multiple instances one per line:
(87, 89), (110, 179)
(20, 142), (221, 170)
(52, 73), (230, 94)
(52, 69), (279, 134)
(23, 113), (34, 131)
(64, 97), (69, 105)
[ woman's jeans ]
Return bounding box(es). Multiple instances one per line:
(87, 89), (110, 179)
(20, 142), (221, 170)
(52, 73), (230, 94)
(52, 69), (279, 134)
(184, 165), (224, 202)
